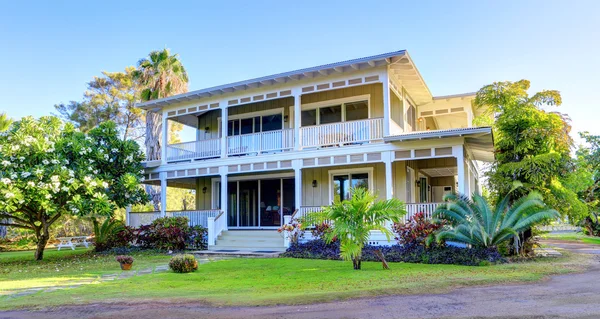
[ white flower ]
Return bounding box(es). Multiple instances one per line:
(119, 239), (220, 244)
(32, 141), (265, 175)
(47, 148), (54, 153)
(34, 168), (43, 175)
(84, 176), (92, 183)
(51, 159), (59, 164)
(45, 194), (52, 199)
(102, 182), (108, 188)
(11, 145), (19, 151)
(10, 173), (17, 179)
(61, 186), (69, 192)
(21, 172), (31, 178)
(27, 181), (35, 187)
(109, 158), (113, 163)
(68, 170), (74, 177)
(42, 159), (49, 165)
(6, 192), (15, 198)
(61, 166), (67, 170)
(90, 181), (97, 187)
(111, 148), (118, 153)
(140, 176), (145, 182)
(1, 178), (11, 184)
(103, 154), (108, 161)
(18, 157), (24, 162)
(1, 160), (10, 166)
(93, 170), (98, 174)
(64, 159), (69, 164)
(67, 178), (75, 184)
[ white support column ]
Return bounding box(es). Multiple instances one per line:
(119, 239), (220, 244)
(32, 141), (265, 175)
(382, 70), (391, 137)
(293, 159), (302, 212)
(220, 104), (228, 158)
(161, 113), (168, 164)
(453, 145), (466, 196)
(466, 106), (474, 128)
(125, 205), (131, 226)
(383, 151), (394, 200)
(159, 172), (167, 217)
(219, 166), (228, 230)
(293, 89), (302, 150)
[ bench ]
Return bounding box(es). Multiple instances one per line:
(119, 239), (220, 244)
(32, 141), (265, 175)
(56, 236), (90, 250)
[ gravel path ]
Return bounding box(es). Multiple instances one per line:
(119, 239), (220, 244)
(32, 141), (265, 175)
(2, 240), (600, 319)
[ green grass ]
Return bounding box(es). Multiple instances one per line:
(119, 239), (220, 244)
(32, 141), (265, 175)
(0, 248), (172, 291)
(541, 232), (600, 245)
(0, 251), (589, 310)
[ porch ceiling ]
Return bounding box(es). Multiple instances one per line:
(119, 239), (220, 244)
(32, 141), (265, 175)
(420, 167), (457, 177)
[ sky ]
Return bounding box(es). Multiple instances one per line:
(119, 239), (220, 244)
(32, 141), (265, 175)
(0, 0), (598, 145)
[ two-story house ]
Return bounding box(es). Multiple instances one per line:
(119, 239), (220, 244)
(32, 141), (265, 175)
(128, 50), (494, 252)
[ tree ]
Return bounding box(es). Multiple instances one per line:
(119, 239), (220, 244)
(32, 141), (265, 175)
(132, 48), (189, 161)
(474, 80), (586, 220)
(0, 117), (148, 260)
(573, 132), (600, 234)
(54, 67), (144, 141)
(0, 113), (12, 132)
(305, 188), (406, 270)
(434, 192), (559, 252)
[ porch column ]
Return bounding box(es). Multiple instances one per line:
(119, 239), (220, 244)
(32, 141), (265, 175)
(125, 205), (131, 227)
(453, 145), (466, 195)
(160, 172), (167, 217)
(219, 167), (228, 230)
(293, 89), (302, 150)
(382, 69), (391, 137)
(293, 160), (302, 213)
(161, 113), (168, 164)
(220, 103), (228, 158)
(383, 151), (394, 200)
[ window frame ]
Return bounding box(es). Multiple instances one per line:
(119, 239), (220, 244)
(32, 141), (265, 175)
(328, 167), (374, 203)
(301, 95), (371, 127)
(222, 108), (284, 136)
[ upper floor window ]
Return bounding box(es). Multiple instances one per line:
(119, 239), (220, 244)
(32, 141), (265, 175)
(301, 96), (369, 127)
(228, 110), (283, 136)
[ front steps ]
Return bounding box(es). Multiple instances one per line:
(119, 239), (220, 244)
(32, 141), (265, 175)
(208, 230), (287, 253)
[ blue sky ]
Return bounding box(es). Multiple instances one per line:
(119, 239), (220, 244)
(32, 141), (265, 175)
(0, 1), (598, 144)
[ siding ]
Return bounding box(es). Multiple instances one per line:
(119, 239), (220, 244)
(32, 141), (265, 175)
(195, 177), (214, 210)
(196, 110), (220, 140)
(390, 90), (404, 129)
(301, 83), (384, 118)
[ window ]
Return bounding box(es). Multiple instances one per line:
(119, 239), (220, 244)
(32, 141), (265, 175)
(227, 110), (283, 136)
(301, 97), (369, 126)
(330, 169), (371, 203)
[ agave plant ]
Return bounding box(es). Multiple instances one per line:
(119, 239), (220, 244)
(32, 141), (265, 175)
(433, 192), (559, 250)
(92, 217), (125, 252)
(305, 188), (406, 270)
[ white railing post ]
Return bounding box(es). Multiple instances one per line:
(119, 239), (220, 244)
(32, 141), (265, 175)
(453, 145), (466, 195)
(221, 104), (228, 159)
(159, 172), (167, 217)
(161, 112), (168, 164)
(283, 215), (292, 248)
(207, 216), (216, 246)
(219, 167), (228, 230)
(125, 205), (131, 226)
(293, 89), (301, 151)
(382, 69), (391, 137)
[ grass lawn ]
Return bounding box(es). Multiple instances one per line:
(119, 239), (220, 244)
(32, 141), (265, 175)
(0, 250), (590, 310)
(0, 248), (172, 292)
(541, 232), (600, 245)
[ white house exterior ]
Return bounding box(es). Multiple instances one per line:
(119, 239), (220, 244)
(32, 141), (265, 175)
(129, 50), (494, 252)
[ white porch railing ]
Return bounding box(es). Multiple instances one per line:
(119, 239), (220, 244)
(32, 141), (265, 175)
(207, 210), (226, 246)
(227, 128), (294, 156)
(128, 211), (161, 227)
(292, 206), (326, 226)
(404, 203), (443, 222)
(127, 210), (221, 228)
(166, 138), (221, 162)
(300, 118), (383, 148)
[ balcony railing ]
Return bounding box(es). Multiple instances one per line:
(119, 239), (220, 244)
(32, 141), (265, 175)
(166, 138), (220, 162)
(300, 118), (383, 148)
(404, 202), (442, 222)
(127, 210), (222, 228)
(227, 128), (294, 156)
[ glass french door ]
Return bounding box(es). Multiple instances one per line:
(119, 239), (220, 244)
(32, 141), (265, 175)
(226, 178), (295, 228)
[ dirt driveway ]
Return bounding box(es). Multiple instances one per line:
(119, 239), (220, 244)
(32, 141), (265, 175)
(2, 240), (600, 319)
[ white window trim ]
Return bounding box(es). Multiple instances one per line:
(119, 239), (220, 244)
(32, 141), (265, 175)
(406, 166), (415, 203)
(218, 107), (285, 136)
(328, 167), (374, 204)
(301, 94), (371, 126)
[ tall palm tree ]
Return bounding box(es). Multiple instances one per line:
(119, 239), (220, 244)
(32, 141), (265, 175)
(434, 192), (559, 251)
(132, 48), (189, 161)
(306, 188), (406, 270)
(0, 113), (12, 132)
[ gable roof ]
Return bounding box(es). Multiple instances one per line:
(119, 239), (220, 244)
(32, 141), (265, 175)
(137, 50), (433, 110)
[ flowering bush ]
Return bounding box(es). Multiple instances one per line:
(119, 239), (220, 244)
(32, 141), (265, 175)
(186, 225), (208, 250)
(132, 217), (205, 251)
(0, 117), (148, 260)
(311, 221), (336, 241)
(392, 212), (445, 247)
(169, 254), (198, 273)
(115, 255), (134, 264)
(277, 219), (304, 244)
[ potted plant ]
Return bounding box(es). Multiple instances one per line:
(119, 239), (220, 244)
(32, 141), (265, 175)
(115, 255), (134, 270)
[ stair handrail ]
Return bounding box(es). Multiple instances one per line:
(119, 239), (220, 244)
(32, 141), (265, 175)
(207, 210), (225, 247)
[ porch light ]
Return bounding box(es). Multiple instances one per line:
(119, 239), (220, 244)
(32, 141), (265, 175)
(202, 186), (207, 194)
(204, 127), (210, 133)
(284, 115), (289, 123)
(415, 180), (421, 187)
(312, 180), (318, 188)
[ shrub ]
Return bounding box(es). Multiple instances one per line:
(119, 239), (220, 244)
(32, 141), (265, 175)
(92, 218), (127, 252)
(134, 216), (191, 251)
(311, 222), (335, 241)
(115, 255), (134, 264)
(392, 212), (445, 247)
(169, 254), (198, 273)
(282, 239), (505, 266)
(186, 225), (208, 250)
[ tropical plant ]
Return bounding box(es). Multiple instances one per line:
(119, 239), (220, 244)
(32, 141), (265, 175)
(393, 212), (445, 247)
(169, 254), (198, 273)
(132, 48), (189, 161)
(0, 113), (12, 132)
(304, 188), (406, 270)
(92, 217), (126, 252)
(0, 117), (148, 260)
(433, 192), (559, 252)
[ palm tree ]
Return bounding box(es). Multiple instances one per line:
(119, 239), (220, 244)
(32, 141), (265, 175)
(132, 49), (189, 161)
(0, 113), (12, 132)
(306, 188), (406, 270)
(433, 192), (559, 251)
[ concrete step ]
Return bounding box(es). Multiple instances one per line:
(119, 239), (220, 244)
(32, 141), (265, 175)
(220, 230), (280, 237)
(215, 240), (284, 248)
(207, 246), (287, 253)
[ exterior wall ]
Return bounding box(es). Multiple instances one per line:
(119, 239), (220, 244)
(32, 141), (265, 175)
(300, 83), (383, 118)
(196, 110), (220, 140)
(195, 177), (214, 210)
(430, 176), (455, 187)
(301, 163), (386, 206)
(229, 97), (294, 130)
(390, 90), (404, 133)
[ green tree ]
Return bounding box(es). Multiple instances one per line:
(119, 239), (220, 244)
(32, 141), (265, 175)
(132, 48), (189, 161)
(434, 192), (559, 251)
(0, 117), (148, 260)
(54, 67), (144, 141)
(573, 132), (600, 233)
(0, 113), (12, 132)
(474, 80), (586, 220)
(306, 188), (406, 270)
